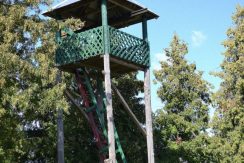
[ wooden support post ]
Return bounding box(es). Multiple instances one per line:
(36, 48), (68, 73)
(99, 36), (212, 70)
(57, 109), (64, 163)
(111, 83), (147, 138)
(104, 159), (113, 163)
(101, 0), (116, 162)
(56, 71), (64, 163)
(96, 79), (106, 127)
(142, 18), (155, 163)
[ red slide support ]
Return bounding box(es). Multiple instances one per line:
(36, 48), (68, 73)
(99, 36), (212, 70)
(75, 70), (107, 162)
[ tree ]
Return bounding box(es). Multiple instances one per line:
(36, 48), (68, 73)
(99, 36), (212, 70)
(112, 73), (147, 162)
(0, 0), (68, 161)
(61, 72), (147, 162)
(211, 5), (244, 162)
(153, 35), (211, 162)
(0, 1), (147, 162)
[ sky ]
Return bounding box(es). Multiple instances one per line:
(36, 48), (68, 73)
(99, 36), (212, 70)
(121, 0), (244, 115)
(43, 0), (244, 116)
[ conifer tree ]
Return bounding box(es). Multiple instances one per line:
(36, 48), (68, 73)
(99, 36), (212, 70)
(0, 0), (68, 161)
(211, 5), (244, 162)
(0, 1), (147, 162)
(153, 35), (211, 162)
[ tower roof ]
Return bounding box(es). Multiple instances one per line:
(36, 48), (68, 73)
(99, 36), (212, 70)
(43, 0), (158, 29)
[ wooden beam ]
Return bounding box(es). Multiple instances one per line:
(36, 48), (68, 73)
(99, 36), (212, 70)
(110, 57), (144, 71)
(144, 68), (154, 163)
(104, 159), (113, 163)
(79, 4), (117, 28)
(111, 83), (147, 138)
(56, 70), (64, 163)
(64, 90), (89, 122)
(143, 18), (155, 163)
(102, 0), (116, 162)
(109, 0), (134, 11)
(57, 108), (64, 163)
(109, 11), (151, 29)
(85, 4), (117, 17)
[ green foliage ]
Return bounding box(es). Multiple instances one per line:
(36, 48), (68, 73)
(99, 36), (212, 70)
(153, 35), (212, 162)
(0, 1), (147, 161)
(112, 73), (147, 162)
(59, 72), (146, 162)
(211, 5), (244, 162)
(1, 0), (242, 162)
(0, 0), (68, 161)
(63, 106), (99, 162)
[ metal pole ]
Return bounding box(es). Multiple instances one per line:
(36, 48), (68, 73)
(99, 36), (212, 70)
(56, 71), (64, 163)
(142, 18), (155, 163)
(101, 0), (116, 162)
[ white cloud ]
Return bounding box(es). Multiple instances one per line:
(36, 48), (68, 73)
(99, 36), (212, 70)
(153, 63), (161, 71)
(155, 52), (169, 62)
(191, 31), (207, 47)
(152, 52), (170, 70)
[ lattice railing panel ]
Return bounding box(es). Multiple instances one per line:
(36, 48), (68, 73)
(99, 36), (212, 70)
(56, 27), (104, 66)
(109, 27), (150, 67)
(55, 26), (150, 68)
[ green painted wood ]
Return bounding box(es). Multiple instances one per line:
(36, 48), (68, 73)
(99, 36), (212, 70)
(55, 26), (150, 69)
(79, 69), (127, 163)
(109, 27), (149, 66)
(85, 105), (96, 113)
(55, 27), (104, 66)
(81, 70), (107, 136)
(114, 127), (126, 162)
(97, 77), (127, 163)
(142, 18), (150, 67)
(101, 0), (110, 55)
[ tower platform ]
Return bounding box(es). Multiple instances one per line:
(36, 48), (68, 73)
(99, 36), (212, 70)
(56, 26), (149, 73)
(43, 0), (158, 74)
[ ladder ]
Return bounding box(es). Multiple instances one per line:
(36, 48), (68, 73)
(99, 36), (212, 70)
(75, 68), (126, 163)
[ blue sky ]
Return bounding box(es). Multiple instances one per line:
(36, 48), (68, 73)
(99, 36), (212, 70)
(121, 0), (244, 114)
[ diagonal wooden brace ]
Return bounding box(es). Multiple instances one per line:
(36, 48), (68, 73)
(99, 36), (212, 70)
(65, 89), (89, 122)
(111, 83), (147, 138)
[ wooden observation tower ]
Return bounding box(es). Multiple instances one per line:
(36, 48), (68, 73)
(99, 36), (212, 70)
(43, 0), (158, 162)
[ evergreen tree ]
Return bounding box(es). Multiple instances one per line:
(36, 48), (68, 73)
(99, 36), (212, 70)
(0, 0), (68, 161)
(113, 73), (147, 162)
(211, 5), (244, 162)
(0, 1), (147, 162)
(153, 35), (211, 162)
(62, 73), (146, 162)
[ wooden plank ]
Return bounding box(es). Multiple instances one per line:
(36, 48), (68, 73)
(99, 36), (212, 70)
(109, 0), (134, 11)
(102, 0), (116, 162)
(85, 4), (117, 17)
(143, 18), (155, 163)
(64, 90), (89, 121)
(56, 71), (64, 163)
(57, 109), (64, 163)
(57, 54), (146, 74)
(111, 83), (147, 138)
(104, 159), (113, 163)
(104, 55), (116, 162)
(109, 8), (148, 24)
(110, 57), (144, 71)
(144, 68), (154, 163)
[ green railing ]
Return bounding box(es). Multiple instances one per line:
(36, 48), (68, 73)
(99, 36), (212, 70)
(55, 26), (150, 67)
(56, 26), (104, 66)
(109, 27), (150, 66)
